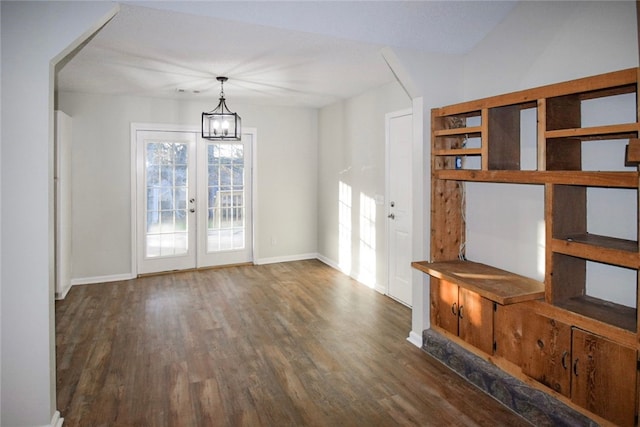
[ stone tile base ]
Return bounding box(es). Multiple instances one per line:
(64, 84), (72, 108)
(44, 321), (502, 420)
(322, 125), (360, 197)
(422, 329), (598, 427)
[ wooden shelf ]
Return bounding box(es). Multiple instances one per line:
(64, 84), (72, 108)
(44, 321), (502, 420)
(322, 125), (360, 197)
(434, 126), (482, 137)
(545, 123), (639, 140)
(433, 170), (638, 187)
(433, 148), (482, 156)
(434, 68), (638, 116)
(429, 68), (640, 426)
(556, 295), (637, 333)
(412, 260), (544, 305)
(551, 235), (638, 269)
(433, 170), (639, 186)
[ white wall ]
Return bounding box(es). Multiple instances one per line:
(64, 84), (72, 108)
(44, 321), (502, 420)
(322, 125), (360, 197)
(463, 1), (638, 305)
(317, 81), (410, 290)
(57, 92), (319, 279)
(464, 1), (638, 99)
(0, 3), (118, 426)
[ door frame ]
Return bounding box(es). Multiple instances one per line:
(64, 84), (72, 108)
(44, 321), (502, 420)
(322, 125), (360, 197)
(130, 123), (257, 276)
(385, 108), (413, 306)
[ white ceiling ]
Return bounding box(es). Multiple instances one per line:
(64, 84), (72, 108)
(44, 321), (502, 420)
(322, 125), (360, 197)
(56, 1), (518, 108)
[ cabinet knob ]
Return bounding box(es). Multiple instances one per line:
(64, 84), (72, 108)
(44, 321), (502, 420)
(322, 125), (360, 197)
(573, 358), (579, 376)
(451, 302), (458, 316)
(458, 305), (464, 319)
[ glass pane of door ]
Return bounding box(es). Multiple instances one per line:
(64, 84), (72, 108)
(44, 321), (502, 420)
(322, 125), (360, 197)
(207, 142), (245, 252)
(145, 141), (190, 257)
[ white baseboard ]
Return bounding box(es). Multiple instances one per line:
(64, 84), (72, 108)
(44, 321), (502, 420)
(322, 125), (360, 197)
(373, 283), (387, 295)
(49, 411), (63, 427)
(70, 272), (135, 286)
(254, 252), (318, 265)
(55, 283), (72, 300)
(407, 330), (422, 348)
(317, 255), (386, 293)
(315, 254), (342, 272)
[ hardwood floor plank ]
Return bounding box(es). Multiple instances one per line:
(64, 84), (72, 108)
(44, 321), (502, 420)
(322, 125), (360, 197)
(56, 260), (529, 426)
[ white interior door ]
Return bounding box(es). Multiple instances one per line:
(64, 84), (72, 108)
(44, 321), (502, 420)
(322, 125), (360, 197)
(135, 127), (254, 275)
(386, 110), (413, 306)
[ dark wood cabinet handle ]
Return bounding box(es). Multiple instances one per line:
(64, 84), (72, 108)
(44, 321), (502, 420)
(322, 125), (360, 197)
(573, 358), (579, 376)
(561, 351), (569, 370)
(458, 305), (464, 319)
(451, 302), (458, 316)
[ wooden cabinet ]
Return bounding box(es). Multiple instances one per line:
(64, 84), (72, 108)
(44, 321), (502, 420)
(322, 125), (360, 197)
(493, 303), (525, 367)
(417, 260), (544, 356)
(430, 277), (494, 354)
(523, 313), (637, 426)
(522, 313), (573, 397)
(414, 68), (640, 425)
(571, 328), (637, 427)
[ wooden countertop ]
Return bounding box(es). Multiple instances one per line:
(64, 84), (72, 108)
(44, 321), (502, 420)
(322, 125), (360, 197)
(412, 260), (544, 305)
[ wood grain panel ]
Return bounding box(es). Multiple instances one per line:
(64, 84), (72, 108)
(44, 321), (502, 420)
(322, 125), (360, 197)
(522, 313), (572, 397)
(430, 278), (459, 336)
(571, 328), (637, 427)
(494, 303), (526, 366)
(458, 288), (494, 355)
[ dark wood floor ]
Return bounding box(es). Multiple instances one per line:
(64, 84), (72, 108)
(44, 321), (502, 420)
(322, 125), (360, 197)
(56, 260), (529, 426)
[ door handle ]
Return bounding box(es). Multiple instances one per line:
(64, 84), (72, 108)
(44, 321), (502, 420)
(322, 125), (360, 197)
(388, 213), (395, 219)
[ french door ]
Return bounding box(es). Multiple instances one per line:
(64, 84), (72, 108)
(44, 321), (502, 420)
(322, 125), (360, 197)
(134, 127), (253, 275)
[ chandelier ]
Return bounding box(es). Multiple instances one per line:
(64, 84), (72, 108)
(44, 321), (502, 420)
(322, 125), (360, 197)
(201, 76), (242, 141)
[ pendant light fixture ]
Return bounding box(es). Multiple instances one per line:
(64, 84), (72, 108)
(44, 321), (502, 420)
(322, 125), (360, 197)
(202, 76), (242, 141)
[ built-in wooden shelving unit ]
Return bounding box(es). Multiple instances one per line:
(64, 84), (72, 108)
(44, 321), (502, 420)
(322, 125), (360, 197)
(416, 68), (640, 427)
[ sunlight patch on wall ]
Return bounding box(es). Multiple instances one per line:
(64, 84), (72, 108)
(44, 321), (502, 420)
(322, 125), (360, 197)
(358, 192), (377, 288)
(338, 181), (352, 273)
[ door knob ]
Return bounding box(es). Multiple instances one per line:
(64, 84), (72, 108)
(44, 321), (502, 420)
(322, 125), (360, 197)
(388, 213), (395, 219)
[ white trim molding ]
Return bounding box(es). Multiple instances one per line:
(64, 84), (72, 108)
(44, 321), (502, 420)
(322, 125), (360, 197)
(407, 331), (422, 348)
(54, 283), (72, 301)
(254, 253), (318, 265)
(49, 411), (63, 427)
(70, 273), (135, 287)
(316, 254), (341, 272)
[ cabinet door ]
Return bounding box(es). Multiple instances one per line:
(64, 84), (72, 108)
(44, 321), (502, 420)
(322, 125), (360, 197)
(571, 328), (637, 427)
(430, 278), (459, 336)
(458, 287), (494, 355)
(522, 313), (571, 397)
(494, 303), (525, 366)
